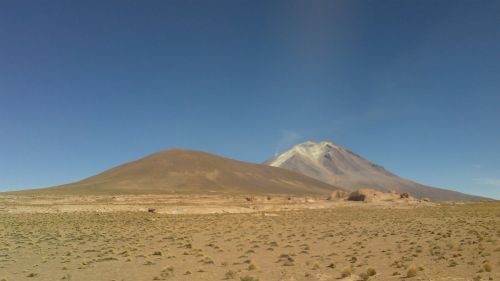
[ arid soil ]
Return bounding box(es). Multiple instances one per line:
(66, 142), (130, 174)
(0, 194), (428, 214)
(0, 196), (498, 281)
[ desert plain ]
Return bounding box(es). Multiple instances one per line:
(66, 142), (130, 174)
(0, 195), (498, 281)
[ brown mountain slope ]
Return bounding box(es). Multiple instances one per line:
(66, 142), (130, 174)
(12, 149), (343, 195)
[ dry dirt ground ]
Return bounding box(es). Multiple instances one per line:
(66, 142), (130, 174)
(0, 196), (498, 281)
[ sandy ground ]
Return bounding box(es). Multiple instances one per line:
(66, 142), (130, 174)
(0, 195), (498, 281)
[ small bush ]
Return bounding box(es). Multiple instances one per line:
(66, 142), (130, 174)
(341, 267), (352, 277)
(248, 263), (257, 270)
(359, 272), (369, 281)
(484, 263), (492, 272)
(160, 266), (174, 278)
(406, 265), (417, 277)
(225, 270), (237, 279)
(366, 268), (376, 276)
(201, 256), (214, 264)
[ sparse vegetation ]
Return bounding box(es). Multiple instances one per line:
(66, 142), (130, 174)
(366, 267), (376, 276)
(248, 262), (257, 270)
(0, 197), (498, 281)
(484, 263), (492, 272)
(341, 266), (352, 277)
(161, 266), (174, 277)
(225, 270), (237, 279)
(406, 265), (418, 277)
(359, 272), (370, 281)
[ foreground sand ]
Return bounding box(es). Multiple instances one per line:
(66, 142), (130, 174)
(0, 197), (498, 281)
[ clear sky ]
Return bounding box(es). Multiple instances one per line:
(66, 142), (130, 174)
(1, 1), (499, 199)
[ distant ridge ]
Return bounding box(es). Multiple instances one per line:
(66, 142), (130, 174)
(9, 148), (343, 195)
(265, 141), (487, 201)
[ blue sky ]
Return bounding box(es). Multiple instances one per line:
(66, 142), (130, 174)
(1, 1), (499, 199)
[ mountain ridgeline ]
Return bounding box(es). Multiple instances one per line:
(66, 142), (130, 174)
(265, 141), (484, 201)
(7, 142), (486, 201)
(14, 149), (341, 196)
